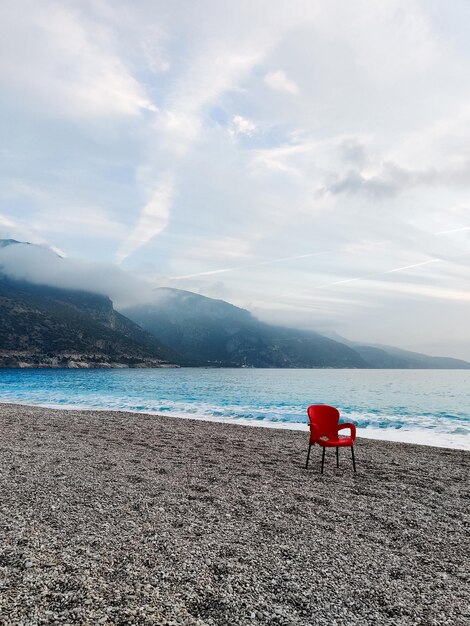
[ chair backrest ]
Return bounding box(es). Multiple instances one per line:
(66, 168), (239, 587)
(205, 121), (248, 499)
(307, 405), (340, 440)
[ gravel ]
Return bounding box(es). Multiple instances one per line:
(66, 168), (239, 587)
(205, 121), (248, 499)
(0, 402), (468, 625)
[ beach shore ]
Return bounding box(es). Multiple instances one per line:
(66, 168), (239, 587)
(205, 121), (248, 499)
(0, 403), (468, 625)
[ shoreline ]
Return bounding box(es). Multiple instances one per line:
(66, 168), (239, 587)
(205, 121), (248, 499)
(1, 397), (469, 451)
(0, 402), (468, 624)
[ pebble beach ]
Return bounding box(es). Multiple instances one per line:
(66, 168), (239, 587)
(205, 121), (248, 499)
(0, 402), (468, 625)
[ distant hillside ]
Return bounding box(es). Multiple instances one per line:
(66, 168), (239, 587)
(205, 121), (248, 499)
(325, 332), (470, 369)
(2, 239), (468, 370)
(0, 276), (179, 368)
(0, 239), (25, 249)
(122, 288), (368, 368)
(354, 344), (470, 369)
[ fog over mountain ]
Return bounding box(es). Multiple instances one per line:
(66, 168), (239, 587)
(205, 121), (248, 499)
(0, 240), (151, 309)
(1, 240), (469, 368)
(123, 288), (470, 369)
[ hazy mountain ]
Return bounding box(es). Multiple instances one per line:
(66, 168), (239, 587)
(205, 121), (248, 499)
(122, 288), (368, 368)
(325, 331), (470, 369)
(0, 239), (25, 249)
(0, 274), (179, 369)
(354, 344), (470, 369)
(2, 240), (468, 369)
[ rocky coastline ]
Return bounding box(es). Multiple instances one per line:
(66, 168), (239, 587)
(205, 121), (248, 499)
(0, 354), (178, 369)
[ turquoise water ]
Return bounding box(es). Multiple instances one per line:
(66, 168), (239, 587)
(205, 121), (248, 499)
(0, 368), (469, 450)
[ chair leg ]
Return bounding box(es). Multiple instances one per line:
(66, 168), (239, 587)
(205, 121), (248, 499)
(351, 446), (356, 472)
(305, 443), (312, 469)
(321, 447), (326, 474)
(336, 447), (339, 468)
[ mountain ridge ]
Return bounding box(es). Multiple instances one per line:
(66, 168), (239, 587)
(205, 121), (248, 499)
(323, 331), (470, 369)
(1, 240), (469, 369)
(124, 287), (369, 368)
(123, 288), (470, 369)
(0, 275), (180, 368)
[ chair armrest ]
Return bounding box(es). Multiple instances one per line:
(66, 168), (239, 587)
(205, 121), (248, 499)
(338, 422), (356, 441)
(308, 423), (320, 442)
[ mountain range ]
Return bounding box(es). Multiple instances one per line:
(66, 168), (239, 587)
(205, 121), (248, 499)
(123, 288), (470, 369)
(122, 288), (367, 368)
(1, 239), (469, 369)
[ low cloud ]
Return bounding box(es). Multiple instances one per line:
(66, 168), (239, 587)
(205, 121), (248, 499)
(0, 242), (153, 308)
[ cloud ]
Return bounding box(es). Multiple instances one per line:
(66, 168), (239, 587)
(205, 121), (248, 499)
(182, 236), (253, 261)
(264, 70), (299, 95)
(319, 160), (470, 199)
(116, 175), (174, 263)
(319, 166), (404, 199)
(2, 1), (470, 358)
(0, 242), (152, 308)
(0, 213), (15, 229)
(339, 138), (368, 167)
(250, 140), (315, 176)
(230, 115), (257, 137)
(0, 211), (53, 248)
(151, 49), (265, 159)
(0, 0), (157, 119)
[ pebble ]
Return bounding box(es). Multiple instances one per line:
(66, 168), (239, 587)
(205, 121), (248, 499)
(0, 403), (467, 626)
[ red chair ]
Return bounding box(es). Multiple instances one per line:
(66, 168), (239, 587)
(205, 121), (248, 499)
(305, 405), (356, 473)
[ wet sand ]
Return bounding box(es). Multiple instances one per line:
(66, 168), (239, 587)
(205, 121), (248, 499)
(0, 403), (468, 625)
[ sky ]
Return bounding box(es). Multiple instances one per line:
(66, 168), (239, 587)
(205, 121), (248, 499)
(1, 0), (470, 359)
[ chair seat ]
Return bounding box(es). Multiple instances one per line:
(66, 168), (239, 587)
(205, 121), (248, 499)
(315, 436), (353, 448)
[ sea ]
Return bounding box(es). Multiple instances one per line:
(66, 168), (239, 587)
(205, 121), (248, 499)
(0, 368), (469, 450)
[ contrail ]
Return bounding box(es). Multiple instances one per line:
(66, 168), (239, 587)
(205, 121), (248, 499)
(172, 267), (235, 279)
(324, 259), (441, 287)
(320, 252), (470, 289)
(170, 251), (328, 280)
(434, 226), (470, 235)
(169, 225), (469, 282)
(323, 228), (469, 287)
(383, 259), (441, 274)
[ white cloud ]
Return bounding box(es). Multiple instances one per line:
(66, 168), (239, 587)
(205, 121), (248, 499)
(0, 213), (15, 229)
(116, 176), (174, 263)
(0, 0), (157, 119)
(230, 115), (257, 137)
(49, 245), (67, 258)
(250, 140), (315, 176)
(0, 211), (50, 247)
(30, 205), (127, 240)
(0, 242), (154, 307)
(186, 236), (252, 261)
(2, 0), (470, 357)
(153, 51), (264, 155)
(264, 70), (299, 95)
